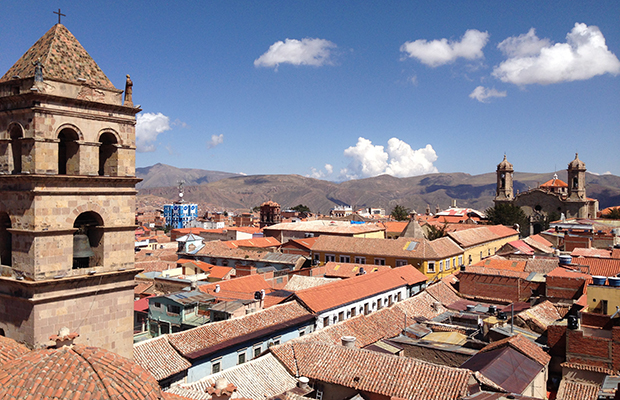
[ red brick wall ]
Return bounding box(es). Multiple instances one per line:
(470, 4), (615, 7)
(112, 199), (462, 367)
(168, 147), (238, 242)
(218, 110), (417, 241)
(582, 312), (612, 329)
(458, 273), (543, 302)
(547, 324), (567, 357)
(546, 276), (585, 300)
(564, 236), (591, 251)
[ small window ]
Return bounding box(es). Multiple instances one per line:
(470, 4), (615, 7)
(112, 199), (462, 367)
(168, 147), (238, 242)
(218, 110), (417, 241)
(212, 360), (221, 374)
(167, 305), (181, 314)
(439, 261), (443, 271)
(154, 302), (161, 308)
(272, 337), (281, 346)
(326, 254), (336, 262)
(397, 292), (402, 302)
(338, 311), (344, 322)
(253, 345), (262, 358)
(323, 316), (330, 327)
(396, 259), (407, 267)
(238, 352), (246, 365)
(313, 253), (320, 263)
(374, 258), (385, 265)
(377, 298), (382, 310)
(354, 256), (366, 264)
(299, 328), (306, 337)
(350, 307), (356, 317)
(427, 262), (435, 273)
(339, 255), (350, 263)
(458, 256), (463, 265)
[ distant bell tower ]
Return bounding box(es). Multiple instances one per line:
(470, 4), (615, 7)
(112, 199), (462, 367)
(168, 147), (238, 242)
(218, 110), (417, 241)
(0, 23), (140, 357)
(567, 153), (587, 201)
(494, 155), (514, 203)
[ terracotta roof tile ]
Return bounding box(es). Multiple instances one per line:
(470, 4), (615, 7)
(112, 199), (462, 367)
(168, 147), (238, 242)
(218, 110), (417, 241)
(393, 290), (449, 320)
(573, 257), (620, 276)
(312, 236), (442, 260)
(282, 237), (318, 250)
(270, 342), (472, 400)
(198, 275), (273, 301)
(425, 279), (462, 305)
(571, 248), (612, 258)
(264, 220), (385, 235)
(524, 258), (559, 273)
(283, 275), (339, 291)
(546, 266), (591, 279)
(429, 237), (464, 258)
(0, 336), (29, 364)
(223, 237), (281, 249)
(1, 24), (117, 90)
(134, 336), (191, 381)
(479, 334), (551, 366)
(461, 265), (530, 279)
(472, 258), (527, 272)
(516, 300), (562, 333)
(323, 261), (391, 278)
(556, 379), (599, 400)
(448, 226), (518, 248)
(167, 301), (312, 359)
(135, 281), (154, 295)
(294, 265), (427, 313)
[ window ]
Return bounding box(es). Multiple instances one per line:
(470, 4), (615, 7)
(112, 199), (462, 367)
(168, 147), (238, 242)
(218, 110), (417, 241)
(395, 259), (407, 267)
(313, 254), (320, 264)
(350, 307), (356, 317)
(458, 256), (463, 265)
(238, 351), (246, 365)
(397, 292), (402, 302)
(480, 251), (483, 260)
(212, 359), (221, 374)
(377, 298), (382, 310)
(271, 336), (281, 346)
(326, 254), (335, 262)
(453, 257), (457, 269)
(439, 261), (443, 271)
(323, 316), (330, 327)
(339, 255), (350, 263)
(374, 258), (385, 265)
(354, 256), (366, 264)
(427, 262), (435, 273)
(154, 302), (161, 308)
(468, 255), (472, 265)
(254, 345), (262, 358)
(299, 327), (306, 337)
(364, 303), (370, 315)
(338, 311), (344, 322)
(388, 295), (393, 307)
(167, 305), (181, 314)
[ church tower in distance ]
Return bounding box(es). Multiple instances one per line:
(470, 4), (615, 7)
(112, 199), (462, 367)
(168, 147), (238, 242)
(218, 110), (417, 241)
(494, 155), (514, 203)
(567, 153), (587, 201)
(0, 23), (140, 358)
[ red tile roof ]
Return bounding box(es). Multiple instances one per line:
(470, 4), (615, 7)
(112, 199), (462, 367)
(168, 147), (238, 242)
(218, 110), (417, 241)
(223, 237), (281, 249)
(384, 221), (408, 234)
(312, 235), (450, 260)
(462, 265), (530, 279)
(546, 266), (591, 280)
(573, 257), (620, 276)
(134, 336), (192, 381)
(425, 279), (462, 305)
(472, 258), (527, 272)
(323, 261), (391, 278)
(0, 336), (29, 364)
(167, 301), (313, 359)
(281, 237), (319, 250)
(448, 226), (518, 248)
(516, 300), (562, 333)
(0, 343), (164, 399)
(479, 334), (551, 366)
(198, 274), (273, 301)
(270, 342), (473, 400)
(135, 281), (154, 296)
(294, 265), (427, 313)
(134, 296), (152, 313)
(571, 248), (612, 258)
(556, 379), (599, 400)
(540, 177), (568, 188)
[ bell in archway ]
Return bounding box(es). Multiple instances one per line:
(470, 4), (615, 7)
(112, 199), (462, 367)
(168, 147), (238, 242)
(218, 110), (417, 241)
(73, 233), (95, 259)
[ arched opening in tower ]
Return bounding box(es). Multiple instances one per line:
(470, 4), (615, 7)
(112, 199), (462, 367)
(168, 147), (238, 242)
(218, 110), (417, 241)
(9, 124), (23, 174)
(72, 212), (104, 269)
(58, 128), (80, 175)
(0, 212), (12, 267)
(98, 132), (118, 176)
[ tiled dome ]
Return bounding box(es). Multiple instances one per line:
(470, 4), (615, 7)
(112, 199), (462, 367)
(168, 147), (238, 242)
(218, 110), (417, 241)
(0, 338), (166, 399)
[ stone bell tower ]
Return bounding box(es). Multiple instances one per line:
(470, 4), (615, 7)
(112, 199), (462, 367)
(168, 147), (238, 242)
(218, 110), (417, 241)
(494, 155), (514, 203)
(0, 23), (140, 358)
(567, 153), (587, 201)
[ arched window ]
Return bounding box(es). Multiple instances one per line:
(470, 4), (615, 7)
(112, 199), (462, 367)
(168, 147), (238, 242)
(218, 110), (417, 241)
(0, 212), (11, 266)
(58, 128), (80, 175)
(572, 176), (579, 189)
(9, 124), (23, 174)
(73, 212), (104, 269)
(98, 132), (118, 176)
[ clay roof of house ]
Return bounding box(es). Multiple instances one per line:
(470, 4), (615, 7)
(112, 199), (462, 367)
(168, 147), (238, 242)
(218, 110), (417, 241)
(135, 259), (178, 273)
(478, 334), (550, 366)
(613, 249), (620, 260)
(516, 300), (562, 333)
(134, 336), (191, 381)
(429, 236), (465, 258)
(526, 234), (553, 248)
(136, 247), (179, 262)
(0, 336), (29, 364)
(281, 237), (318, 250)
(283, 275), (339, 291)
(384, 221), (408, 234)
(180, 259), (215, 272)
(0, 342), (165, 399)
(503, 240), (535, 255)
(167, 301), (313, 359)
(524, 258), (560, 274)
(323, 261), (391, 278)
(556, 379), (599, 400)
(208, 266), (234, 279)
(270, 342), (472, 400)
(198, 275), (273, 301)
(393, 290), (449, 321)
(461, 265), (530, 279)
(573, 257), (620, 276)
(471, 258), (528, 272)
(425, 278), (462, 305)
(571, 248), (612, 258)
(312, 235), (440, 259)
(223, 237), (281, 249)
(293, 265), (427, 313)
(135, 281), (154, 296)
(1, 24), (117, 90)
(540, 177), (568, 188)
(167, 353), (298, 400)
(263, 220), (385, 235)
(447, 226), (518, 248)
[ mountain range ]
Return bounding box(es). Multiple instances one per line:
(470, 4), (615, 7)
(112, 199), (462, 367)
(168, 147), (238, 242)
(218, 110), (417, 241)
(136, 164), (620, 215)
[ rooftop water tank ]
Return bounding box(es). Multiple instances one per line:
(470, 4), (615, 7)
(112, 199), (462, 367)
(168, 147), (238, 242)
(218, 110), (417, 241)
(558, 255), (572, 265)
(592, 276), (607, 286)
(609, 277), (620, 287)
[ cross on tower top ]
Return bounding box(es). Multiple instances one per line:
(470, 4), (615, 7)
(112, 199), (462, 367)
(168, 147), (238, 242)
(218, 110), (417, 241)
(53, 8), (66, 25)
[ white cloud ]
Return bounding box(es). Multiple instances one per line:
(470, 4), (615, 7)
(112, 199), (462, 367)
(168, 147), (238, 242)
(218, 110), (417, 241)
(400, 29), (489, 67)
(339, 137), (438, 180)
(207, 134), (224, 149)
(135, 112), (171, 152)
(469, 86), (507, 103)
(254, 38), (337, 69)
(308, 164), (334, 179)
(493, 23), (620, 85)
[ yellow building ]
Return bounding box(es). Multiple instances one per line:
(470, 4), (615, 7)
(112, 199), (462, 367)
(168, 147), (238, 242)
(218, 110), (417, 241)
(447, 225), (519, 265)
(310, 235), (464, 280)
(587, 279), (620, 315)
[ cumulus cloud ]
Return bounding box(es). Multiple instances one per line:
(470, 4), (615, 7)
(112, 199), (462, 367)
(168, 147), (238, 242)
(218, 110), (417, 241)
(254, 38), (337, 69)
(339, 137), (438, 180)
(469, 86), (507, 103)
(400, 29), (489, 67)
(308, 164), (334, 179)
(207, 134), (224, 149)
(135, 112), (171, 152)
(493, 23), (620, 85)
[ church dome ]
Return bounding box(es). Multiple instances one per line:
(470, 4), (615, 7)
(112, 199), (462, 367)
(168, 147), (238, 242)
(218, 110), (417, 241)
(568, 153), (586, 170)
(497, 155), (513, 171)
(0, 336), (167, 399)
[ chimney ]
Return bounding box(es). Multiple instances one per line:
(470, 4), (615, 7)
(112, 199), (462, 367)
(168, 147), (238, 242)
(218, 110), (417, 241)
(49, 327), (79, 348)
(341, 336), (356, 348)
(297, 377), (310, 390)
(206, 377), (237, 400)
(451, 199), (457, 208)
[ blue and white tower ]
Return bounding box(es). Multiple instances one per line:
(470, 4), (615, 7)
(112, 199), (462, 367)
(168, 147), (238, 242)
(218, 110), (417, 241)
(163, 181), (198, 229)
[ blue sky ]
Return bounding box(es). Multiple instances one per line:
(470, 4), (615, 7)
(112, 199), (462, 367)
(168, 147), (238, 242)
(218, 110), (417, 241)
(2, 1), (619, 180)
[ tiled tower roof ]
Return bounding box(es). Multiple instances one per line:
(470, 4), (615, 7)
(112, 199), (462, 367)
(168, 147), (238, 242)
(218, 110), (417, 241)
(0, 342), (166, 399)
(0, 24), (117, 90)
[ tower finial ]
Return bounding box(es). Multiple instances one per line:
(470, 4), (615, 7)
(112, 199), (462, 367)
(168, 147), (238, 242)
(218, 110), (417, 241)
(53, 8), (66, 25)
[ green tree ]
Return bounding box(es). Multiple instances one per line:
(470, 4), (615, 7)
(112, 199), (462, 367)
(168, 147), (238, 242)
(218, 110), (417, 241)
(391, 205), (410, 221)
(427, 221), (449, 241)
(251, 206), (260, 213)
(291, 204), (311, 214)
(603, 207), (620, 219)
(485, 203), (529, 236)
